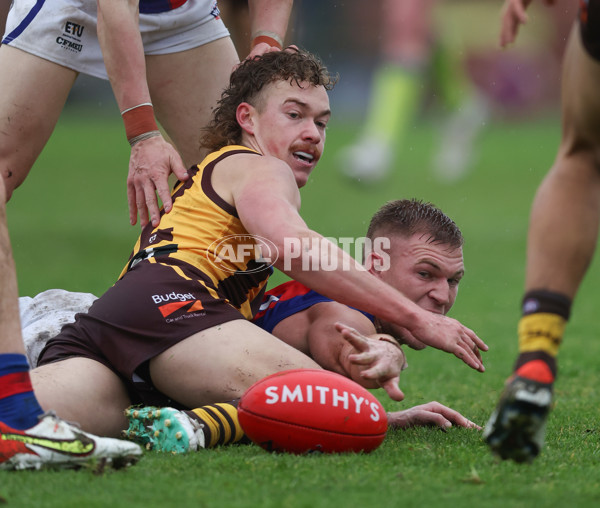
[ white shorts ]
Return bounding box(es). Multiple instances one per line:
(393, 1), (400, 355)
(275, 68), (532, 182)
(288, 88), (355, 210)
(19, 289), (97, 367)
(2, 0), (230, 79)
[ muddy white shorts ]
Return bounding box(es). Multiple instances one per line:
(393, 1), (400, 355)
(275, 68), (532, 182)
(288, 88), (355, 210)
(19, 289), (97, 367)
(2, 0), (230, 79)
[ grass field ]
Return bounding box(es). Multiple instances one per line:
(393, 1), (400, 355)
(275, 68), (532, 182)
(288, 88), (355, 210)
(3, 105), (600, 507)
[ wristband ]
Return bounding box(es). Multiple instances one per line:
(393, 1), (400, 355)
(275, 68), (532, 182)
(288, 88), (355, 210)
(379, 336), (402, 351)
(120, 103), (159, 143)
(251, 30), (283, 50)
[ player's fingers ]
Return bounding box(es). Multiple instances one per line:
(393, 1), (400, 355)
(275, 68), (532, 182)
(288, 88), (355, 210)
(334, 321), (358, 336)
(135, 183), (150, 229)
(342, 332), (370, 352)
(505, 0), (530, 22)
(457, 323), (487, 352)
(424, 402), (481, 429)
(171, 160), (189, 183)
(348, 352), (376, 366)
(466, 346), (485, 372)
(154, 175), (173, 215)
(144, 184), (161, 228)
(360, 360), (398, 379)
(462, 334), (486, 372)
(454, 343), (484, 372)
(335, 322), (370, 351)
(454, 329), (486, 371)
(512, 4), (529, 22)
(472, 346), (483, 364)
(136, 180), (156, 229)
(380, 379), (404, 402)
(499, 25), (514, 48)
(459, 333), (484, 362)
(127, 181), (139, 226)
(422, 411), (453, 430)
(467, 327), (488, 351)
(363, 357), (403, 382)
(499, 5), (527, 47)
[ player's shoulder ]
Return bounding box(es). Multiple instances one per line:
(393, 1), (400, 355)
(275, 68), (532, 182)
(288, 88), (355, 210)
(215, 147), (289, 178)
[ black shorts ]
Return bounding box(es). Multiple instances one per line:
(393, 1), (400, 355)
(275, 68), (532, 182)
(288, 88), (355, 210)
(37, 258), (247, 407)
(580, 0), (600, 61)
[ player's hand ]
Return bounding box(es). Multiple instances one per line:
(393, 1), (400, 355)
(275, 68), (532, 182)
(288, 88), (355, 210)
(335, 322), (406, 402)
(245, 41), (287, 61)
(386, 401), (481, 430)
(127, 135), (189, 228)
(390, 311), (488, 372)
(499, 0), (555, 47)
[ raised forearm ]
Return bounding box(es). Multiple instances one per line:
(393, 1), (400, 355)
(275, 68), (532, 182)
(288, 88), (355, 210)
(97, 0), (150, 109)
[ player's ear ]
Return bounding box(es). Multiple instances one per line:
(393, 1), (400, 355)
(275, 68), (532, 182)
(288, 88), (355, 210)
(365, 251), (385, 278)
(236, 102), (256, 135)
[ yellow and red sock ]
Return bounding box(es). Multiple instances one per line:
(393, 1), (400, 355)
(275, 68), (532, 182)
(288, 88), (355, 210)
(185, 401), (247, 448)
(514, 358), (555, 384)
(513, 290), (572, 383)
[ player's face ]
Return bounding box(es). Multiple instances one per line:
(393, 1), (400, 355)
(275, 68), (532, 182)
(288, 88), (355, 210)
(250, 80), (331, 187)
(371, 233), (464, 315)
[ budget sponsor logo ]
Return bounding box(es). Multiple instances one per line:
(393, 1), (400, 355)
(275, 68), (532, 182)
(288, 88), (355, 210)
(151, 292), (205, 321)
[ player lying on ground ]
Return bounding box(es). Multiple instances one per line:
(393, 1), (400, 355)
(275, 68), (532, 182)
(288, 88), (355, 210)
(21, 199), (481, 452)
(22, 48), (485, 443)
(121, 199), (481, 452)
(251, 199), (474, 423)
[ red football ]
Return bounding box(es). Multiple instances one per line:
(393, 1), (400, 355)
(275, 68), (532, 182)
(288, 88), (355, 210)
(238, 369), (388, 454)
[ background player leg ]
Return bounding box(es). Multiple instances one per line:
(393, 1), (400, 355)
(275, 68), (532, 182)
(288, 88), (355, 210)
(485, 23), (600, 463)
(146, 37), (240, 168)
(0, 46), (77, 199)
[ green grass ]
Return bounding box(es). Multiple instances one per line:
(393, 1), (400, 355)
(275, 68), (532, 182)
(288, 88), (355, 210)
(4, 107), (600, 507)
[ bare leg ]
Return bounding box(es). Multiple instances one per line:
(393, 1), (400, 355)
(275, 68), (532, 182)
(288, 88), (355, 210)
(122, 319), (321, 453)
(525, 27), (600, 298)
(218, 0), (251, 59)
(0, 46), (77, 199)
(31, 358), (132, 437)
(146, 37), (240, 168)
(0, 46), (76, 349)
(337, 0), (438, 182)
(150, 319), (321, 407)
(0, 178), (22, 354)
(0, 48), (79, 431)
(485, 24), (600, 463)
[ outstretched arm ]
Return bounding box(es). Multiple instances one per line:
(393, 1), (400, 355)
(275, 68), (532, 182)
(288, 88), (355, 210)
(229, 155), (487, 372)
(96, 0), (189, 228)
